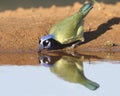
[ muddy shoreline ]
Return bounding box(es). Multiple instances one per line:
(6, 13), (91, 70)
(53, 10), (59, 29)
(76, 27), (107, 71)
(0, 51), (120, 65)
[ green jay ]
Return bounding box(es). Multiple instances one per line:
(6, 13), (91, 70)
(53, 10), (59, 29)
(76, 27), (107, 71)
(39, 0), (94, 51)
(39, 53), (99, 90)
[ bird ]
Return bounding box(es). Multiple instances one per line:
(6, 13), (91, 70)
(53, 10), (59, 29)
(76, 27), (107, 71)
(39, 0), (94, 51)
(39, 52), (99, 90)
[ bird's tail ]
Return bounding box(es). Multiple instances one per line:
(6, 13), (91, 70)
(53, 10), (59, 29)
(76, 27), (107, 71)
(84, 79), (99, 90)
(76, 62), (99, 90)
(79, 0), (95, 18)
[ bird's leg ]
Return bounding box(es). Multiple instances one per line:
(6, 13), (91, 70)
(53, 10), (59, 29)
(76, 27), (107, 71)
(65, 40), (83, 55)
(71, 40), (82, 48)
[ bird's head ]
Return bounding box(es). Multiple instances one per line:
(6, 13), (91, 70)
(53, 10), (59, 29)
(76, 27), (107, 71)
(38, 34), (63, 52)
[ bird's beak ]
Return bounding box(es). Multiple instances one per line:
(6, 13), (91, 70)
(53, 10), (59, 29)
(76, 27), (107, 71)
(38, 44), (44, 53)
(38, 48), (41, 53)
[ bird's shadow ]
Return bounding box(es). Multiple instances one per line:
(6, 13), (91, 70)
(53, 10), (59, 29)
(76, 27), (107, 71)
(81, 17), (120, 44)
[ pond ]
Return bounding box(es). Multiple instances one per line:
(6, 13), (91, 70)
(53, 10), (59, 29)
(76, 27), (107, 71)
(0, 51), (120, 96)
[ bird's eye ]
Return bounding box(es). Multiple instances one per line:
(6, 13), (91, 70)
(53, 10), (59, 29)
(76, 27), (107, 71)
(43, 40), (49, 47)
(39, 39), (41, 44)
(43, 57), (50, 64)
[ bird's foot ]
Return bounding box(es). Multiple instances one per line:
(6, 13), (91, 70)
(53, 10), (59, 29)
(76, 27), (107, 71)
(65, 41), (81, 56)
(71, 41), (82, 48)
(65, 47), (74, 55)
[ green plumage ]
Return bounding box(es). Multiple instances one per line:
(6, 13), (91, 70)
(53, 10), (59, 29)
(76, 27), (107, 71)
(49, 1), (94, 44)
(50, 55), (99, 90)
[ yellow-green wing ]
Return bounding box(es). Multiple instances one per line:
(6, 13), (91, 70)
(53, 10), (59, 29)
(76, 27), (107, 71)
(49, 1), (94, 44)
(49, 12), (82, 44)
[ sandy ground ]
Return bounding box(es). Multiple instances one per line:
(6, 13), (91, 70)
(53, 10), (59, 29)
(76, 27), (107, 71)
(0, 2), (120, 53)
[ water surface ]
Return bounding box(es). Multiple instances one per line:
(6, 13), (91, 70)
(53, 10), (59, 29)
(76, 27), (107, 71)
(0, 51), (120, 96)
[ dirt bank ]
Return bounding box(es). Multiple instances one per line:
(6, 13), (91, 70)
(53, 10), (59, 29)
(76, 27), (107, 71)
(0, 2), (120, 52)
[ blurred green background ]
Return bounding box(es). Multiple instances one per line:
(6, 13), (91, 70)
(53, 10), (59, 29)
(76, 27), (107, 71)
(0, 0), (120, 12)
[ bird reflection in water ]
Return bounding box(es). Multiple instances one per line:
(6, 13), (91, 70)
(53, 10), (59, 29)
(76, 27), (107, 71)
(39, 51), (99, 90)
